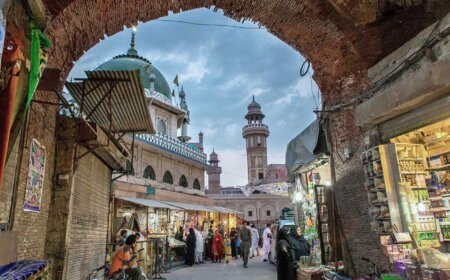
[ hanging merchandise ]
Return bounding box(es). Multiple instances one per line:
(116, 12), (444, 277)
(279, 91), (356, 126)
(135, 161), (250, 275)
(0, 35), (24, 193)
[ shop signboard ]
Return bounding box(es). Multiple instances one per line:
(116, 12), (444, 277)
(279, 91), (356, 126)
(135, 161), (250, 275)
(147, 185), (156, 195)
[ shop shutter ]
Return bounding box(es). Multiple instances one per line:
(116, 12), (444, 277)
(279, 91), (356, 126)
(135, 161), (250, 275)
(379, 95), (450, 142)
(65, 151), (111, 279)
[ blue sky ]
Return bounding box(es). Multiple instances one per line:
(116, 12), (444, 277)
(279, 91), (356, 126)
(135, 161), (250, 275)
(68, 8), (320, 186)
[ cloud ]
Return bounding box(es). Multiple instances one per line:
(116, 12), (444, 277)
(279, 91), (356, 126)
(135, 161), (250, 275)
(180, 56), (209, 83)
(274, 77), (316, 105)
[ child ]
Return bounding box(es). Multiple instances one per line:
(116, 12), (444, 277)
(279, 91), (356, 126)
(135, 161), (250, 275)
(224, 233), (232, 264)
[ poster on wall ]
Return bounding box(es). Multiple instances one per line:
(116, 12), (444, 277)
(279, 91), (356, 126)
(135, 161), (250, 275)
(23, 139), (46, 212)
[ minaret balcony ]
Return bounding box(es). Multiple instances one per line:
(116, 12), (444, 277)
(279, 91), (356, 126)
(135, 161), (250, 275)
(136, 132), (207, 165)
(242, 123), (269, 137)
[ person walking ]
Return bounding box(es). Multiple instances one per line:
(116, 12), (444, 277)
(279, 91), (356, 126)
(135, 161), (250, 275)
(235, 227), (241, 259)
(223, 233), (232, 264)
(212, 229), (223, 263)
(250, 224), (260, 258)
(194, 226), (205, 264)
(276, 227), (298, 280)
(185, 228), (196, 267)
(230, 227), (237, 259)
(205, 226), (214, 261)
(239, 221), (252, 268)
(290, 225), (310, 261)
(262, 223), (272, 262)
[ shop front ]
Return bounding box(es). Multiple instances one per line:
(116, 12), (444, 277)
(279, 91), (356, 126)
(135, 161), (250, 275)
(286, 119), (343, 278)
(113, 196), (239, 268)
(359, 114), (450, 277)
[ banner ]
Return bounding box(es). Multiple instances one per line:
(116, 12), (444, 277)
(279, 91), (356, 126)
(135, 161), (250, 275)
(23, 139), (46, 212)
(239, 182), (291, 197)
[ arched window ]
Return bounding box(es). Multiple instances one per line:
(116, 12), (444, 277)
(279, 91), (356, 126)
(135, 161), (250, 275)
(193, 179), (201, 190)
(179, 175), (188, 188)
(163, 171), (173, 184)
(157, 119), (166, 134)
(143, 165), (156, 180)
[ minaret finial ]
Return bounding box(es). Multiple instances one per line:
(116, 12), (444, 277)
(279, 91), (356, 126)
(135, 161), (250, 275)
(252, 95), (255, 101)
(127, 26), (138, 56)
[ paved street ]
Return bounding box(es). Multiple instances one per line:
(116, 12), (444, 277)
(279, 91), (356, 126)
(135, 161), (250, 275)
(163, 252), (277, 280)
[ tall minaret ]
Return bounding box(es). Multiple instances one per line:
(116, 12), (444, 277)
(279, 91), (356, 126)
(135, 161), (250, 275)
(207, 149), (222, 194)
(178, 86), (191, 143)
(242, 96), (269, 185)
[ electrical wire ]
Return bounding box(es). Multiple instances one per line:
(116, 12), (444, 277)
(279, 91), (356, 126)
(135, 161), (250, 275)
(155, 19), (266, 30)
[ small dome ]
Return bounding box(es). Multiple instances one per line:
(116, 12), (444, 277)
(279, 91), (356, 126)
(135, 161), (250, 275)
(209, 149), (219, 161)
(245, 96), (265, 119)
(247, 96), (261, 110)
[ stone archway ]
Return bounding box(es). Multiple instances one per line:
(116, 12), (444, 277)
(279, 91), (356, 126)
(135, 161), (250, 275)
(42, 0), (449, 103)
(27, 0), (450, 276)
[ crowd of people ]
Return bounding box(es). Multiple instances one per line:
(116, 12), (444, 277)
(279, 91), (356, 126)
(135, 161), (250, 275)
(175, 221), (275, 269)
(108, 221), (310, 280)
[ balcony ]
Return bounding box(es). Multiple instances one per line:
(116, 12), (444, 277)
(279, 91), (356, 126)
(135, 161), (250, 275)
(242, 123), (269, 131)
(242, 123), (269, 137)
(136, 132), (207, 165)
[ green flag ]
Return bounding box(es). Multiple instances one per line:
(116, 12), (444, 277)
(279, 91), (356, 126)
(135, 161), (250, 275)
(173, 75), (179, 87)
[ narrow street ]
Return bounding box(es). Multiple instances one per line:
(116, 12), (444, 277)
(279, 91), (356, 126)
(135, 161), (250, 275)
(165, 253), (276, 280)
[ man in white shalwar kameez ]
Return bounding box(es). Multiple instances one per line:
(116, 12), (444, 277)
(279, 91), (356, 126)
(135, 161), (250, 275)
(194, 226), (204, 264)
(250, 224), (259, 258)
(262, 223), (272, 262)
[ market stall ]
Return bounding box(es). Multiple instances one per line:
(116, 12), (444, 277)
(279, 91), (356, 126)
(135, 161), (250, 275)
(286, 119), (345, 279)
(362, 118), (450, 277)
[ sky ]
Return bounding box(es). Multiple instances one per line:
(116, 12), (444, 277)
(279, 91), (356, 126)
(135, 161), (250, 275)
(68, 8), (320, 187)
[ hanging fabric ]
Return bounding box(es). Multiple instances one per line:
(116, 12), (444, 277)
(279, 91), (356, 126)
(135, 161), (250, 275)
(0, 34), (24, 192)
(22, 21), (51, 121)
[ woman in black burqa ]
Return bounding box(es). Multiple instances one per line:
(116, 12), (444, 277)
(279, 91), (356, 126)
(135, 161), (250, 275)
(185, 228), (197, 266)
(290, 225), (311, 261)
(276, 227), (298, 280)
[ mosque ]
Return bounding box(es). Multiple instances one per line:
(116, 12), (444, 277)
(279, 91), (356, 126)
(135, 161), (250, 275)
(101, 30), (215, 215)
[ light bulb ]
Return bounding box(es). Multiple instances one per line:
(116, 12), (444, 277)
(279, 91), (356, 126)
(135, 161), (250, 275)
(418, 202), (426, 212)
(294, 192), (303, 202)
(132, 25), (137, 32)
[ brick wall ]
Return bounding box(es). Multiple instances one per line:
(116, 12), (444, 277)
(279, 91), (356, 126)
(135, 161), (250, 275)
(11, 90), (58, 260)
(328, 110), (390, 274)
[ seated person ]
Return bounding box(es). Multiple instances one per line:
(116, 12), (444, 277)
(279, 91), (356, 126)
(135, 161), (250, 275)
(109, 235), (144, 280)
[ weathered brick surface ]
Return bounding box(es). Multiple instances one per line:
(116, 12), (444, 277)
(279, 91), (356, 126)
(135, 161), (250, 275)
(11, 90), (58, 260)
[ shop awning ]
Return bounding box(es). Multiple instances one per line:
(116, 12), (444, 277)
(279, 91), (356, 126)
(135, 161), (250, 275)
(160, 201), (215, 212)
(285, 119), (329, 182)
(207, 206), (242, 215)
(66, 70), (155, 133)
(117, 196), (182, 210)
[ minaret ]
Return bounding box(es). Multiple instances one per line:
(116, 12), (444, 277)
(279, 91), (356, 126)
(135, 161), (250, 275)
(198, 131), (204, 152)
(178, 86), (191, 143)
(207, 149), (222, 194)
(242, 96), (269, 185)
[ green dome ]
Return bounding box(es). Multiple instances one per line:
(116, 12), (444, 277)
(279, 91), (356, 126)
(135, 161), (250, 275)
(96, 53), (172, 100)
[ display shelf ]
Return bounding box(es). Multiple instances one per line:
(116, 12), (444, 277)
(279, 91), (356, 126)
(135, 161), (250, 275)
(400, 172), (428, 175)
(427, 164), (450, 171)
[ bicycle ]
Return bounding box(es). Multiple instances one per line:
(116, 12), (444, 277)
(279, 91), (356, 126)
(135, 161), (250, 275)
(86, 263), (110, 280)
(360, 257), (382, 280)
